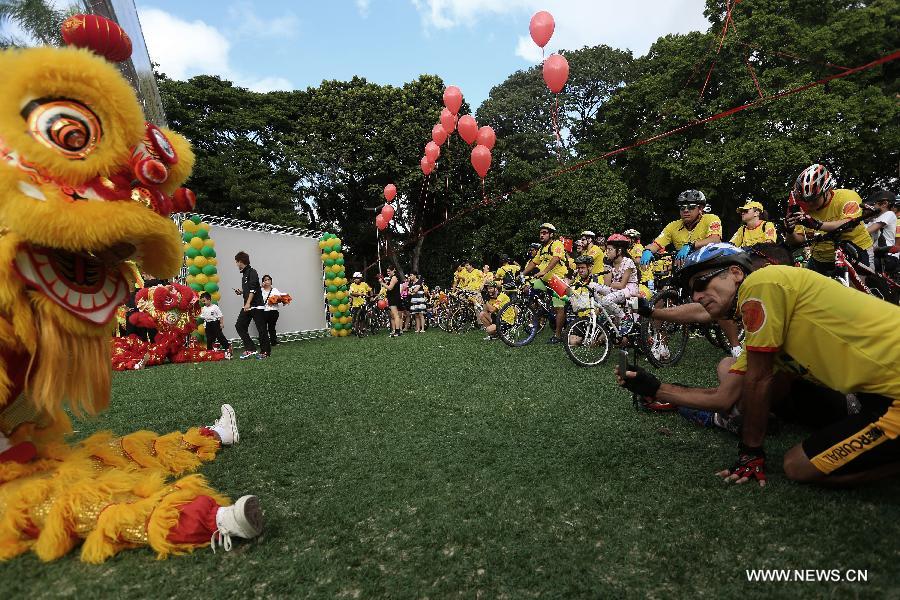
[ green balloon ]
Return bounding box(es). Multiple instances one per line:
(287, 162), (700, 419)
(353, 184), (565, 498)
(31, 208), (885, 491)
(201, 245), (216, 257)
(337, 271), (346, 279)
(195, 228), (209, 240)
(205, 283), (219, 293)
(189, 283), (203, 292)
(325, 271), (335, 280)
(329, 298), (340, 306)
(188, 265), (201, 276)
(191, 214), (202, 224)
(336, 258), (344, 265)
(182, 232), (193, 243)
(185, 247), (200, 259)
(332, 243), (342, 252)
(202, 264), (217, 276)
(325, 259), (335, 266)
(338, 285), (349, 292)
(327, 284), (337, 293)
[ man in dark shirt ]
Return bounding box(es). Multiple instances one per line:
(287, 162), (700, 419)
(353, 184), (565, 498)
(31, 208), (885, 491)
(233, 251), (271, 359)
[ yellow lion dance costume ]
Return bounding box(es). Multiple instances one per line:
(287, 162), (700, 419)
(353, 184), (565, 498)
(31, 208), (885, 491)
(0, 15), (262, 563)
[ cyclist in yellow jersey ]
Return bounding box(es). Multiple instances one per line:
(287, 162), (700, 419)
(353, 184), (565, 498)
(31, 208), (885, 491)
(481, 263), (494, 286)
(495, 255), (521, 293)
(349, 272), (372, 311)
(640, 190), (723, 267)
(478, 281), (512, 340)
(624, 229), (654, 286)
(649, 244), (900, 487)
(730, 201), (777, 247)
(579, 231), (606, 276)
(785, 164), (874, 274)
(458, 260), (485, 293)
(522, 223), (569, 343)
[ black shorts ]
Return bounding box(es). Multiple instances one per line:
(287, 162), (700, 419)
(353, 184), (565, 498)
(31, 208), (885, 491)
(802, 394), (900, 475)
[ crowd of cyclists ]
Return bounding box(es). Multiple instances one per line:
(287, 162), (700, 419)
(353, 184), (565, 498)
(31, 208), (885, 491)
(346, 163), (899, 488)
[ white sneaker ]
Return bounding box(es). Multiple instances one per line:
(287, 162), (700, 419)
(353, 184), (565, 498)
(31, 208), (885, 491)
(211, 495), (263, 553)
(211, 403), (239, 446)
(731, 345), (743, 358)
(651, 339), (670, 361)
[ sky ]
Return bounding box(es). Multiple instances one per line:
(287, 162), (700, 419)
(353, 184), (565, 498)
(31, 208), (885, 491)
(128, 0), (711, 109)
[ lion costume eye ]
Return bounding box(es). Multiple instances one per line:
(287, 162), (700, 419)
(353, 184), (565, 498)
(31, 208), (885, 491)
(21, 98), (102, 159)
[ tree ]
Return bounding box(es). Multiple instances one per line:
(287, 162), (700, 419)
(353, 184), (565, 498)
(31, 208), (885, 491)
(0, 0), (69, 48)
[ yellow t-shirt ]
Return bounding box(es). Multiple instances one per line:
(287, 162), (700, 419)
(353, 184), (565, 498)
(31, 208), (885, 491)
(489, 292), (516, 324)
(629, 243), (653, 283)
(495, 263), (521, 282)
(486, 292), (511, 311)
(583, 244), (606, 276)
(731, 266), (900, 435)
(452, 268), (464, 289)
(482, 270), (494, 285)
(794, 189), (873, 263)
(460, 268), (484, 292)
(536, 239), (569, 281)
(654, 213), (723, 250)
(348, 282), (371, 308)
(730, 220), (777, 247)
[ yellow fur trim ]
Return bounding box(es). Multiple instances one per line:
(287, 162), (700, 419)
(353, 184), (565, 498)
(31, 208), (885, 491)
(158, 128), (195, 195)
(182, 427), (221, 463)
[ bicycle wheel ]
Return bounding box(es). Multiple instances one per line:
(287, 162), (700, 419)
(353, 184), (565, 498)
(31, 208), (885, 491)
(497, 300), (539, 347)
(352, 309), (368, 337)
(564, 317), (610, 367)
(639, 288), (688, 368)
(450, 307), (475, 333)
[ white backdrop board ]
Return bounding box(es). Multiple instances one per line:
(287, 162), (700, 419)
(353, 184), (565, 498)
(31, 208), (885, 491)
(198, 218), (327, 340)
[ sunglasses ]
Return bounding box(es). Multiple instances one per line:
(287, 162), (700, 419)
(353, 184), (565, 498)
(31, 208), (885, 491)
(689, 267), (729, 294)
(678, 204), (699, 211)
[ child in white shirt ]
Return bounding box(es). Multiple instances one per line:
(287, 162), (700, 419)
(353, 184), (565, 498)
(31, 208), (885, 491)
(200, 292), (232, 358)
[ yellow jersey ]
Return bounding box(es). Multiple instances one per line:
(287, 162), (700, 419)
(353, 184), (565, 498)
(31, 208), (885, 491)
(460, 268), (484, 292)
(730, 220), (777, 247)
(495, 263), (521, 288)
(536, 239), (569, 281)
(731, 266), (899, 437)
(348, 282), (371, 308)
(486, 292), (511, 311)
(654, 213), (723, 250)
(629, 243), (653, 282)
(452, 268), (464, 289)
(583, 244), (606, 276)
(794, 189), (873, 263)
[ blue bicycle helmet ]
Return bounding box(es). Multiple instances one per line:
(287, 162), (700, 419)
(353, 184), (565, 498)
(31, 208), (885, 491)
(675, 242), (753, 287)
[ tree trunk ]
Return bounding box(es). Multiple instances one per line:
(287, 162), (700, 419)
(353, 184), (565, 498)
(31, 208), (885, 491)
(410, 235), (425, 273)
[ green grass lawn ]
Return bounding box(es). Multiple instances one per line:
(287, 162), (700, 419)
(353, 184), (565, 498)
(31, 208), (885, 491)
(4, 330), (899, 599)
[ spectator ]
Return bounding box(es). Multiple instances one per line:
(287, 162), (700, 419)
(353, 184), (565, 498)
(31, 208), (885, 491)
(407, 272), (427, 333)
(866, 189), (898, 273)
(232, 251), (270, 360)
(258, 274), (285, 350)
(384, 266), (402, 337)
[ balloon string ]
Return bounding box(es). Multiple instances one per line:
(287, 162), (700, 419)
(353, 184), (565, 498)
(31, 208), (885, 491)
(552, 95), (563, 162)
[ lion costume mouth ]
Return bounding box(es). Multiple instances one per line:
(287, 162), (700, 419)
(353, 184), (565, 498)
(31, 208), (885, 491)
(13, 243), (130, 324)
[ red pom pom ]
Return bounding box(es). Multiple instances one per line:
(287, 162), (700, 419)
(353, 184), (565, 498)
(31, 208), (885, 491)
(128, 311), (155, 329)
(135, 157), (168, 186)
(61, 15), (133, 63)
(173, 187), (196, 212)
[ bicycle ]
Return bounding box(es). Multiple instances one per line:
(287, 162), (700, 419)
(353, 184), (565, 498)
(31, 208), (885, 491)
(445, 290), (483, 334)
(496, 277), (571, 347)
(563, 292), (641, 367)
(351, 299), (387, 337)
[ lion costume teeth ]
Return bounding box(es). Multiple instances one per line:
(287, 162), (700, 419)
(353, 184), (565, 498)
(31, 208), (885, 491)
(0, 15), (243, 564)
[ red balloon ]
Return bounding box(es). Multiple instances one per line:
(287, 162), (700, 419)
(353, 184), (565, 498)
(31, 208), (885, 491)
(476, 126), (496, 150)
(61, 14), (133, 62)
(425, 141), (440, 163)
(443, 85), (463, 115)
(381, 203), (395, 221)
(375, 214), (387, 230)
(529, 11), (555, 48)
(384, 183), (396, 202)
(457, 115), (478, 145)
(421, 156), (435, 175)
(543, 53), (569, 93)
(440, 108), (457, 135)
(377, 298), (388, 310)
(471, 145), (492, 179)
(431, 124), (448, 146)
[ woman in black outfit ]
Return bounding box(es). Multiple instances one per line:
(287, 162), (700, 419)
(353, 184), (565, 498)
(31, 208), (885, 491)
(384, 266), (402, 337)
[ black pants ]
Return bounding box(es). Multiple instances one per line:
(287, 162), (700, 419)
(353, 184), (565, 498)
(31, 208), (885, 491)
(204, 320), (231, 350)
(235, 309), (271, 355)
(265, 310), (279, 346)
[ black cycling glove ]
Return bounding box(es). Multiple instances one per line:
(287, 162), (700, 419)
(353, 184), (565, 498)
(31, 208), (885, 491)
(620, 365), (661, 398)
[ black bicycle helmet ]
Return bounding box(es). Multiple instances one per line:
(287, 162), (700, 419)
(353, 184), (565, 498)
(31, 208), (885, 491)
(676, 189), (707, 206)
(574, 255), (594, 265)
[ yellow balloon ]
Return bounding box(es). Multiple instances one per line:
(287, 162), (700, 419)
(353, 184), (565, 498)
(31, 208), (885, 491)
(329, 305), (339, 313)
(197, 324), (206, 335)
(198, 222), (210, 232)
(340, 316), (351, 324)
(210, 274), (220, 283)
(329, 251), (340, 260)
(330, 329), (338, 337)
(186, 275), (196, 285)
(212, 291), (221, 302)
(193, 256), (208, 268)
(195, 274), (209, 286)
(182, 220), (198, 233)
(204, 239), (215, 248)
(208, 257), (217, 266)
(337, 303), (348, 313)
(319, 240), (327, 249)
(326, 292), (336, 301)
(335, 278), (346, 287)
(332, 237), (341, 246)
(190, 238), (204, 251)
(339, 329), (349, 337)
